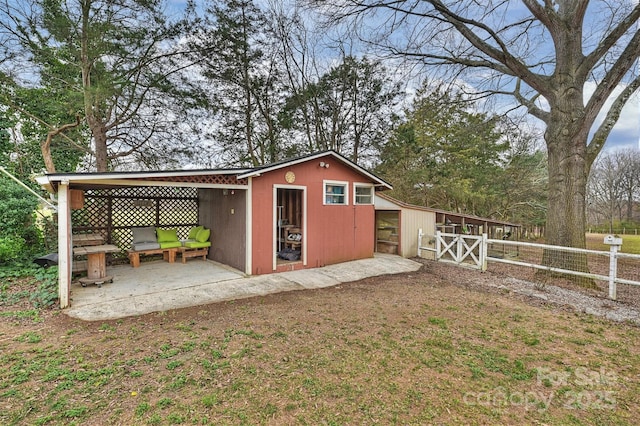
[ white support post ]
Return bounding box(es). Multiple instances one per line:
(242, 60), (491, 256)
(481, 233), (488, 271)
(245, 177), (253, 275)
(418, 228), (423, 257)
(436, 231), (442, 260)
(57, 182), (72, 308)
(603, 235), (623, 300)
(608, 245), (619, 300)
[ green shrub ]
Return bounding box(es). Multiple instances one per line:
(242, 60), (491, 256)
(30, 266), (59, 308)
(0, 235), (27, 265)
(0, 177), (45, 260)
(38, 213), (58, 253)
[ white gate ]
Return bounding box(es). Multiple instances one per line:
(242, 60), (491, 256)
(435, 232), (487, 270)
(418, 230), (640, 300)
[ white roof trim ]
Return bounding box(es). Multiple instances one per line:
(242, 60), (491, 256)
(39, 169), (250, 183)
(35, 151), (392, 191)
(36, 169), (251, 192)
(237, 151), (392, 189)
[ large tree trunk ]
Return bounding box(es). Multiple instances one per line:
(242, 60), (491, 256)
(85, 105), (109, 172)
(542, 115), (592, 283)
(41, 135), (57, 174)
(80, 0), (108, 173)
(545, 131), (588, 250)
(92, 124), (109, 172)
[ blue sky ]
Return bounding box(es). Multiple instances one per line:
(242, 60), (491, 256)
(167, 0), (639, 152)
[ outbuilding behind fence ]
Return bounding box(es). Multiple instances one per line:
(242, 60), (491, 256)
(374, 193), (521, 259)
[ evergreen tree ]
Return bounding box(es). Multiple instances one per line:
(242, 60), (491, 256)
(377, 85), (509, 217)
(190, 0), (284, 167)
(0, 0), (193, 172)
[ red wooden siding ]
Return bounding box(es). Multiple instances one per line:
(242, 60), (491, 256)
(250, 154), (376, 275)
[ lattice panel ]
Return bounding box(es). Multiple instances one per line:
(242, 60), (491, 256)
(72, 186), (199, 261)
(130, 174), (247, 185)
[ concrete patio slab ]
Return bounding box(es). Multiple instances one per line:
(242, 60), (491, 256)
(65, 253), (422, 321)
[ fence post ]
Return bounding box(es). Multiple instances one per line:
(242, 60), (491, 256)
(418, 228), (423, 257)
(456, 234), (462, 263)
(436, 231), (442, 260)
(609, 244), (619, 300)
(481, 233), (488, 271)
(603, 235), (623, 300)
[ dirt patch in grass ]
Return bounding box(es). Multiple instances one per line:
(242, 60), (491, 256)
(1, 260), (639, 425)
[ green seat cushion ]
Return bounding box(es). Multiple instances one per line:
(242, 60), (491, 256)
(159, 241), (182, 249)
(184, 241), (211, 249)
(157, 228), (179, 243)
(196, 228), (211, 243)
(188, 226), (204, 240)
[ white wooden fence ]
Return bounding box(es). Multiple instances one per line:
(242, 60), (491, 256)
(418, 230), (640, 300)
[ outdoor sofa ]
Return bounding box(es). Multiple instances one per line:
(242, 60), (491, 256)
(127, 226), (211, 267)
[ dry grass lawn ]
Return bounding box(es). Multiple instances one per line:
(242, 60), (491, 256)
(1, 260), (639, 425)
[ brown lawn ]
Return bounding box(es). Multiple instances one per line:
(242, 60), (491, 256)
(1, 260), (638, 425)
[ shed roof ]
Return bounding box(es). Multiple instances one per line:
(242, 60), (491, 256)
(376, 193), (520, 228)
(238, 150), (392, 189)
(36, 150), (392, 192)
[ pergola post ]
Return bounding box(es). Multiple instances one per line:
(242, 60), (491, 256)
(57, 181), (72, 308)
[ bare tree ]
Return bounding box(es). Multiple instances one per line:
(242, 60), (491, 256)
(269, 1), (324, 157)
(588, 152), (627, 230)
(617, 148), (640, 222)
(314, 0), (640, 250)
(589, 148), (640, 228)
(280, 55), (401, 163)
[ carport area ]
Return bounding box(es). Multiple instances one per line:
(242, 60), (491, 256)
(36, 169), (251, 309)
(65, 253), (422, 321)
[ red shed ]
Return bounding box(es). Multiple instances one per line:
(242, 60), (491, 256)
(37, 151), (392, 308)
(241, 151), (391, 274)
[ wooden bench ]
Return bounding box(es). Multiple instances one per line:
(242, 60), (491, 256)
(178, 246), (209, 264)
(127, 248), (178, 268)
(73, 260), (88, 273)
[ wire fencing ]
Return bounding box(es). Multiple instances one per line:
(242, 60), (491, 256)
(418, 231), (640, 305)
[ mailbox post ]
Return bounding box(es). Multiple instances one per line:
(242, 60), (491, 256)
(603, 235), (623, 300)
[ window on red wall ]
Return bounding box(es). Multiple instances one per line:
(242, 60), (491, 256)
(324, 180), (348, 205)
(354, 184), (374, 205)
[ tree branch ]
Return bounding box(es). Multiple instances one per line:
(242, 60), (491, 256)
(587, 73), (640, 168)
(0, 94), (89, 153)
(581, 3), (640, 74)
(41, 115), (81, 173)
(584, 28), (640, 132)
(427, 0), (548, 95)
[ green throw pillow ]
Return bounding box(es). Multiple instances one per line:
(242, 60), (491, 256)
(188, 225), (204, 240)
(157, 228), (178, 243)
(196, 228), (210, 243)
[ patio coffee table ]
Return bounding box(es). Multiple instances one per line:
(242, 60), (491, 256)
(178, 246), (209, 264)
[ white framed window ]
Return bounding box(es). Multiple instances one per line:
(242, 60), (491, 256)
(354, 184), (374, 205)
(324, 180), (349, 205)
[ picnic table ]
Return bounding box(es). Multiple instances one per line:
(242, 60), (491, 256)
(73, 244), (120, 287)
(73, 234), (104, 247)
